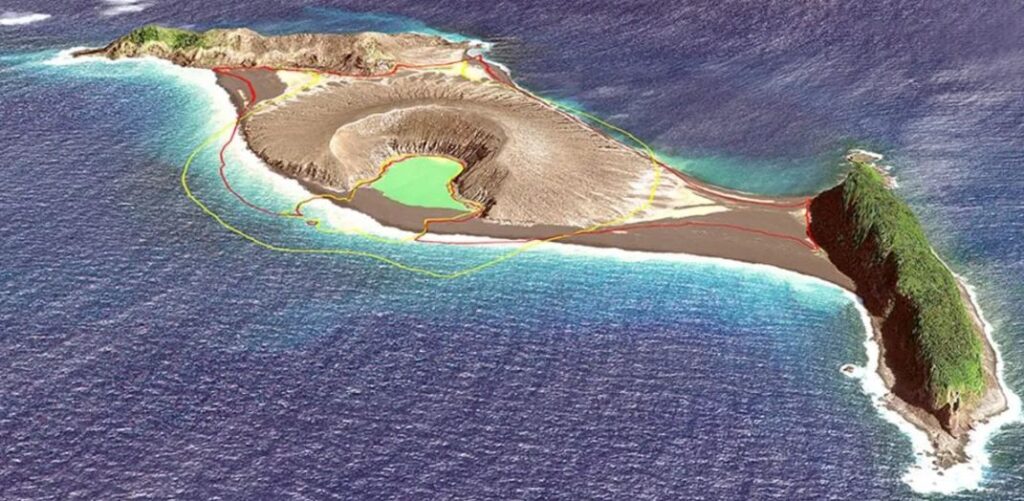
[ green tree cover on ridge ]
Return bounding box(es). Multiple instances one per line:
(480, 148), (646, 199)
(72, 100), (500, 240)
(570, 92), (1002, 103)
(127, 25), (207, 50)
(843, 162), (985, 408)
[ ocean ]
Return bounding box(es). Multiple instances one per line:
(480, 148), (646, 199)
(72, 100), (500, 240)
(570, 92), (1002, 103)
(1, 1), (1023, 499)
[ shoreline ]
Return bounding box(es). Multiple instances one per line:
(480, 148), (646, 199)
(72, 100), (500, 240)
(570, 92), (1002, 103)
(849, 276), (1020, 494)
(210, 63), (849, 288)
(56, 45), (1018, 495)
(808, 158), (1017, 490)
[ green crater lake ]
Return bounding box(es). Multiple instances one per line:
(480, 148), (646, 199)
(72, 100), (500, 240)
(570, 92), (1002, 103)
(371, 156), (468, 211)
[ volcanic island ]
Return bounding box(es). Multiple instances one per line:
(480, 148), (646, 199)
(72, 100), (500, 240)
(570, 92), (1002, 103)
(77, 26), (1009, 469)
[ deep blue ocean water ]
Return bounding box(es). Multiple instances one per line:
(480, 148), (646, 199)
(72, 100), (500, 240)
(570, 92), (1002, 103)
(2, 1), (1023, 499)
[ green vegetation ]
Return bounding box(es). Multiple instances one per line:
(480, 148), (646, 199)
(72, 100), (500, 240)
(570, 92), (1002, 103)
(843, 162), (985, 407)
(126, 25), (208, 49)
(371, 156), (468, 211)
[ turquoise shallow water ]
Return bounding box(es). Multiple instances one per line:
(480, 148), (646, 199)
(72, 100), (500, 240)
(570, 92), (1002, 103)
(2, 2), (1023, 499)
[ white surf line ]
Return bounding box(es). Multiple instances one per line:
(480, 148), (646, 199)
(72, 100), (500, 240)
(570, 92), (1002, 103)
(848, 262), (1020, 492)
(0, 11), (52, 27)
(43, 47), (112, 65)
(901, 277), (1023, 493)
(48, 49), (1021, 494)
(843, 294), (956, 493)
(166, 57), (424, 243)
(469, 42), (514, 77)
(402, 29), (511, 77)
(838, 155), (1020, 492)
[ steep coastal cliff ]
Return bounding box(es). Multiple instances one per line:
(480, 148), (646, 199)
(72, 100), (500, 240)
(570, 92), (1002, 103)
(810, 156), (1006, 464)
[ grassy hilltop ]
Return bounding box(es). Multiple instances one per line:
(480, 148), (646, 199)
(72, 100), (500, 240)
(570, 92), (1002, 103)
(125, 25), (209, 50)
(842, 162), (985, 408)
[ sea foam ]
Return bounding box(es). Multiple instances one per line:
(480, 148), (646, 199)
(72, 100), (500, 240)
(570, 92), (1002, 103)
(0, 12), (51, 26)
(845, 279), (1022, 495)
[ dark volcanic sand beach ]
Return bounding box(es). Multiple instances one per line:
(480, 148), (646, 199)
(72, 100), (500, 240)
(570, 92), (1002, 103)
(215, 68), (286, 111)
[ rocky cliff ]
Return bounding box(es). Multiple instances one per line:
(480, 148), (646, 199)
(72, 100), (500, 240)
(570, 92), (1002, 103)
(809, 157), (999, 451)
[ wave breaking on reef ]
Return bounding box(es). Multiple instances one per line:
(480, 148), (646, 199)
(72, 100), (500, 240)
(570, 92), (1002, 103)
(845, 277), (1021, 495)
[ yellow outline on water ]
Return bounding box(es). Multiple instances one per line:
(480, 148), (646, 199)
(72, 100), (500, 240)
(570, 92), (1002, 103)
(182, 62), (665, 279)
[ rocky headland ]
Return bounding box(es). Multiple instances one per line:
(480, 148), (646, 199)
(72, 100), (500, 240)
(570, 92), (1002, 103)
(810, 154), (1008, 466)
